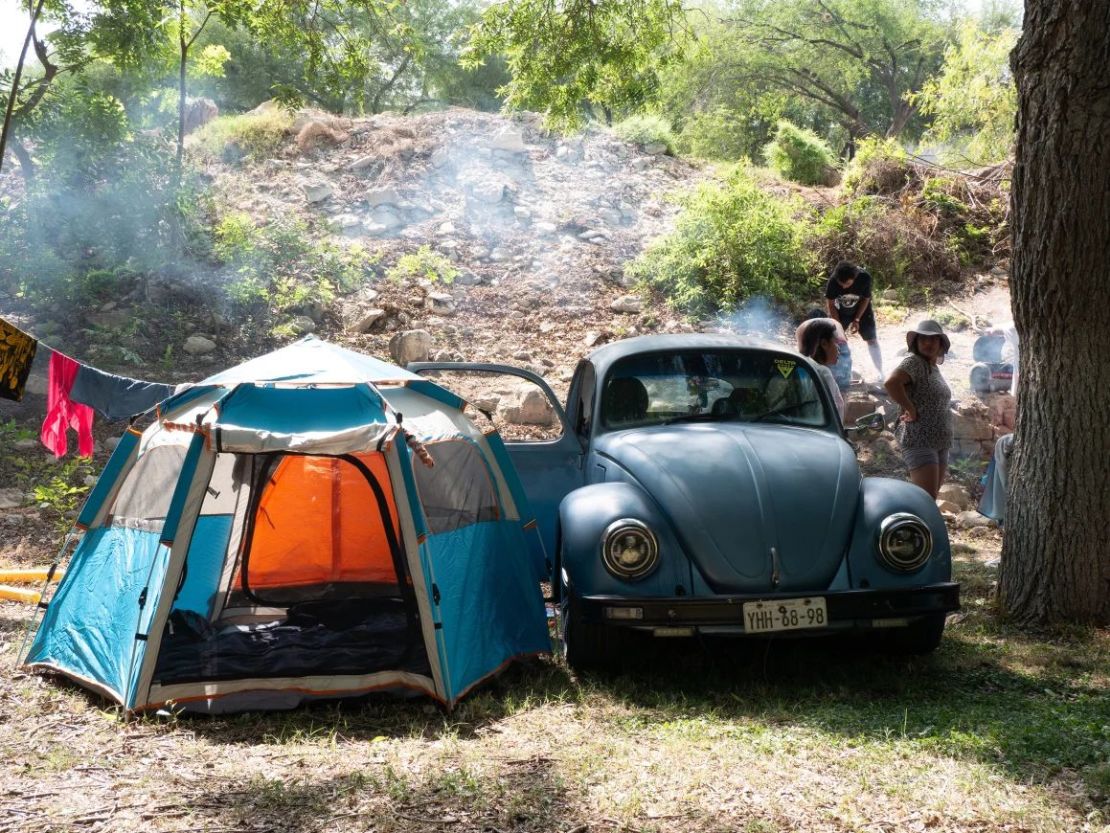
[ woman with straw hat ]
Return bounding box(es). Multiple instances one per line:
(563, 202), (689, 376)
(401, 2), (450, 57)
(884, 320), (953, 499)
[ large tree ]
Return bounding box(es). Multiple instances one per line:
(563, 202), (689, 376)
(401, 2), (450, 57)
(996, 0), (1110, 625)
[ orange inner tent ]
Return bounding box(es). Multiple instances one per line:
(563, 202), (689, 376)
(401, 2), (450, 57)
(239, 453), (402, 590)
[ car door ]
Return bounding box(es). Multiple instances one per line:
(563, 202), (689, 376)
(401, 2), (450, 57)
(408, 362), (586, 556)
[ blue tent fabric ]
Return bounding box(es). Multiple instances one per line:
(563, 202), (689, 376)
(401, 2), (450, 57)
(425, 521), (551, 699)
(26, 527), (168, 700)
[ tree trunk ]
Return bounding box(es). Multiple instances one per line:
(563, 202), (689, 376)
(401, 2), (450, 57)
(997, 0), (1110, 625)
(0, 0), (46, 175)
(176, 0), (188, 171)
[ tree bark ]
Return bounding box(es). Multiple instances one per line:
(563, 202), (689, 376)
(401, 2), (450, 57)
(997, 0), (1110, 625)
(0, 0), (47, 176)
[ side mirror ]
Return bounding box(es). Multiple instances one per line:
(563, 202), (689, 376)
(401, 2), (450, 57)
(847, 411), (885, 433)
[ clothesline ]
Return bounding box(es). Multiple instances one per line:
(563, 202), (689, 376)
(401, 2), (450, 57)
(1, 314), (175, 458)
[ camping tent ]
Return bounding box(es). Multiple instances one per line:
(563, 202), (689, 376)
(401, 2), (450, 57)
(22, 337), (551, 713)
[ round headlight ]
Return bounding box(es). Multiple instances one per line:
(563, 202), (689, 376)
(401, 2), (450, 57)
(877, 513), (933, 571)
(601, 519), (659, 580)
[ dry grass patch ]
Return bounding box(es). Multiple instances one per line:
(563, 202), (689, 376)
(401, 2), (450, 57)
(1, 540), (1107, 833)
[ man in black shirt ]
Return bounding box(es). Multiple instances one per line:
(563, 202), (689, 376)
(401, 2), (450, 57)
(825, 261), (883, 380)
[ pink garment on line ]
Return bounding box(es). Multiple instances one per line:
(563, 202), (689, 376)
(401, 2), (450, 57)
(40, 351), (95, 458)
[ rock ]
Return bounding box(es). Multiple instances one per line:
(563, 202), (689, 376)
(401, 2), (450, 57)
(105, 436), (120, 452)
(952, 401), (994, 442)
(630, 157), (652, 171)
(389, 330), (434, 366)
(610, 295), (643, 314)
(369, 207), (404, 229)
(584, 331), (606, 348)
(23, 374), (47, 396)
(936, 500), (961, 516)
(366, 186), (402, 207)
(290, 316), (316, 335)
(469, 181), (506, 204)
(488, 128), (528, 154)
(488, 247), (510, 262)
(183, 97), (219, 134)
(844, 394), (882, 423)
(455, 269), (481, 286)
(426, 293), (455, 314)
(955, 510), (993, 529)
(14, 438), (38, 451)
(643, 141), (668, 155)
(183, 335), (217, 356)
(348, 155), (379, 171)
(436, 221), (456, 235)
(499, 386), (555, 427)
(430, 147), (451, 169)
(534, 221), (558, 236)
(514, 206), (532, 222)
(0, 488), (24, 510)
(599, 207), (623, 226)
(333, 213), (363, 233)
(984, 393), (1017, 431)
(83, 475), (98, 488)
(882, 289), (900, 302)
(350, 309), (387, 334)
(937, 483), (972, 510)
(304, 181), (334, 204)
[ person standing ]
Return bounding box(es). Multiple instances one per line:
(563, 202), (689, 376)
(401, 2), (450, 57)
(884, 320), (953, 499)
(825, 261), (884, 381)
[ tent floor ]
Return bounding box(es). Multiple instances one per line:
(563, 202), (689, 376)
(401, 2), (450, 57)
(153, 598), (431, 685)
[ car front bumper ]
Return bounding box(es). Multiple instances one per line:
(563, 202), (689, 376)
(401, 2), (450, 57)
(573, 582), (960, 634)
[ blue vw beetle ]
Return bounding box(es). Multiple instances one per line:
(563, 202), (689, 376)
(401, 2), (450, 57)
(413, 334), (959, 668)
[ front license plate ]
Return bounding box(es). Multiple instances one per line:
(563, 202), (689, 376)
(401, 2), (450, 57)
(743, 597), (828, 633)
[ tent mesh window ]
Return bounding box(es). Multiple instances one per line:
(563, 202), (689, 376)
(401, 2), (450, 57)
(152, 451), (431, 685)
(108, 444), (189, 532)
(413, 440), (501, 534)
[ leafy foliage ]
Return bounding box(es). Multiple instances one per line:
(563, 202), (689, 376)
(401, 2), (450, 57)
(463, 0), (688, 129)
(844, 136), (912, 194)
(627, 165), (815, 315)
(612, 114), (675, 153)
(386, 245), (458, 285)
(216, 214), (372, 325)
(762, 120), (837, 185)
(913, 20), (1019, 165)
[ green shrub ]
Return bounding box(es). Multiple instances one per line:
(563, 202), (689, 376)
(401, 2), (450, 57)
(844, 136), (912, 194)
(627, 165), (816, 315)
(219, 215), (374, 319)
(675, 108), (757, 161)
(762, 121), (837, 186)
(613, 114), (676, 154)
(189, 109), (294, 163)
(809, 195), (961, 290)
(387, 245), (458, 285)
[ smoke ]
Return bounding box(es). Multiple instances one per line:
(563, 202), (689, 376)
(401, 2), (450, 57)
(716, 296), (796, 349)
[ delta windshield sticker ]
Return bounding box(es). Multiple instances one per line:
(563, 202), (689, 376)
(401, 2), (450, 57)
(0, 317), (38, 402)
(774, 359), (796, 379)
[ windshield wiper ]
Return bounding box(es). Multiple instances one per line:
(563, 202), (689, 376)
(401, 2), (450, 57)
(662, 412), (732, 426)
(750, 399), (821, 423)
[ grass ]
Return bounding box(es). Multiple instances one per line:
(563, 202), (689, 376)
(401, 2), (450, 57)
(1, 538), (1107, 833)
(189, 109), (294, 163)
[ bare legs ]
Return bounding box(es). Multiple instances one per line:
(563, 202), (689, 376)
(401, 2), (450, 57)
(908, 461), (947, 499)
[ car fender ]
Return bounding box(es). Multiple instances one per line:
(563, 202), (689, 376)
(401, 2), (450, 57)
(847, 477), (952, 589)
(558, 483), (690, 598)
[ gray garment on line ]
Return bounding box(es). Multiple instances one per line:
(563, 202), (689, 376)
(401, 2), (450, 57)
(69, 363), (175, 420)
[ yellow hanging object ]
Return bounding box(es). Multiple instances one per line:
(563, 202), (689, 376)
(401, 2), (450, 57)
(0, 585), (40, 604)
(0, 568), (64, 584)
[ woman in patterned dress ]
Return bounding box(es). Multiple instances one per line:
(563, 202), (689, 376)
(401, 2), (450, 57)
(883, 320), (953, 499)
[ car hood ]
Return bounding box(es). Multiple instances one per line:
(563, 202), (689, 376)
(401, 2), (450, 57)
(594, 422), (860, 593)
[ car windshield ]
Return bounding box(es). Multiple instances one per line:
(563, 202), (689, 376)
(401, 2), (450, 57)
(599, 350), (832, 430)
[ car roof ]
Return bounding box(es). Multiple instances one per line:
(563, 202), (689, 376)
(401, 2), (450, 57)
(586, 333), (795, 377)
